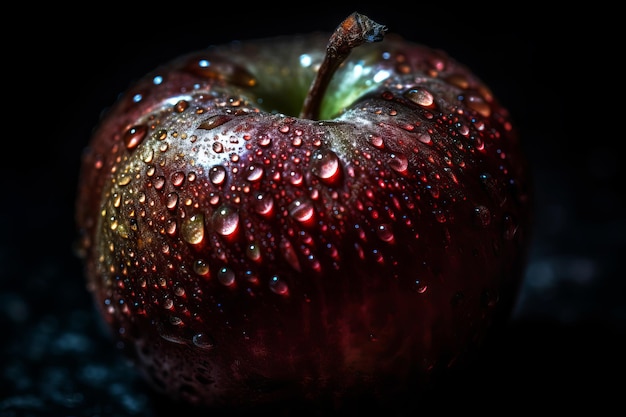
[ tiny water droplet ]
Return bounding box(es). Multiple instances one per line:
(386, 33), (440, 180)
(166, 192), (179, 210)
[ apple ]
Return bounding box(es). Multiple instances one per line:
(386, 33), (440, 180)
(75, 12), (532, 412)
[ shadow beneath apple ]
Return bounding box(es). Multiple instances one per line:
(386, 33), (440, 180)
(144, 318), (625, 415)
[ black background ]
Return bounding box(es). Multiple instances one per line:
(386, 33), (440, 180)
(2, 4), (623, 416)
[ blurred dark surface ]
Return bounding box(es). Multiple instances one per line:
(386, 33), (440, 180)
(2, 5), (623, 416)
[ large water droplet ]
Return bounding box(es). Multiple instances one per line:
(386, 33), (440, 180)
(182, 214), (205, 244)
(124, 125), (147, 150)
(388, 153), (408, 173)
(404, 87), (434, 107)
(192, 332), (216, 350)
(311, 149), (341, 184)
(289, 198), (314, 223)
(198, 114), (233, 130)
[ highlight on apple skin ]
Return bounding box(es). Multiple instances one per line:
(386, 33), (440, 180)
(75, 12), (532, 411)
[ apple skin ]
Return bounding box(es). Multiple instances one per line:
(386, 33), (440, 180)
(75, 22), (531, 411)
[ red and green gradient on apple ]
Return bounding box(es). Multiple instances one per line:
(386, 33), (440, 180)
(75, 12), (532, 410)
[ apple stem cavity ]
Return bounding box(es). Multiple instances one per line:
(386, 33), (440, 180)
(299, 12), (388, 120)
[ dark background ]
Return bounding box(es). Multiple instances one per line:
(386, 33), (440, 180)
(2, 4), (623, 415)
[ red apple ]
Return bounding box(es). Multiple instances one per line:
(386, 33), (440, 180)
(75, 12), (532, 412)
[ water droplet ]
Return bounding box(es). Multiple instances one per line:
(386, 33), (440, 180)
(280, 239), (301, 272)
(413, 280), (428, 293)
(289, 198), (314, 223)
(269, 276), (289, 295)
(117, 172), (132, 186)
(124, 125), (147, 150)
(254, 193), (274, 216)
(417, 132), (432, 144)
(388, 153), (408, 173)
(181, 214), (205, 245)
(246, 242), (261, 261)
(369, 135), (384, 149)
(311, 149), (341, 184)
(198, 114), (234, 130)
(171, 171), (185, 187)
(212, 142), (224, 153)
(246, 164), (264, 182)
(192, 332), (215, 350)
(166, 192), (179, 210)
(175, 100), (189, 113)
(217, 267), (235, 286)
(463, 93), (491, 117)
(209, 165), (227, 185)
(193, 259), (210, 276)
(212, 205), (239, 236)
(376, 223), (395, 243)
(404, 87), (434, 107)
(257, 134), (271, 147)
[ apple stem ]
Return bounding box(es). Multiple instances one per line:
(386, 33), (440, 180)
(299, 12), (388, 120)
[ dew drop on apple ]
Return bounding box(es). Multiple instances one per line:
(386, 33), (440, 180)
(246, 242), (261, 261)
(198, 114), (234, 130)
(193, 259), (210, 277)
(209, 165), (227, 185)
(289, 198), (314, 223)
(192, 332), (215, 350)
(212, 142), (224, 153)
(376, 223), (395, 243)
(269, 275), (289, 295)
(388, 153), (408, 173)
(369, 135), (384, 149)
(404, 88), (434, 107)
(171, 171), (185, 187)
(212, 205), (239, 236)
(181, 214), (205, 245)
(254, 193), (274, 216)
(310, 149), (341, 183)
(217, 267), (236, 286)
(417, 132), (432, 144)
(166, 192), (179, 210)
(246, 164), (264, 182)
(124, 125), (147, 150)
